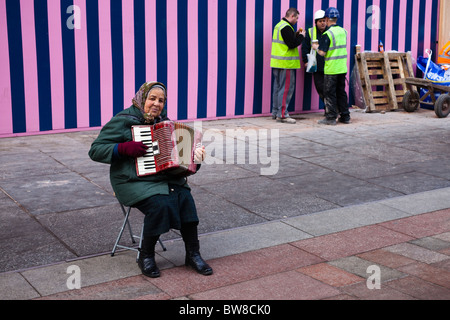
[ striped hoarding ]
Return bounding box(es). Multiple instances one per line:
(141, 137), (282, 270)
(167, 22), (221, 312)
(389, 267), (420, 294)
(0, 0), (439, 136)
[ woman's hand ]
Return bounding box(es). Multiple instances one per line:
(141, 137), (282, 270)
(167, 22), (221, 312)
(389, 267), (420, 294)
(118, 141), (149, 158)
(194, 146), (206, 163)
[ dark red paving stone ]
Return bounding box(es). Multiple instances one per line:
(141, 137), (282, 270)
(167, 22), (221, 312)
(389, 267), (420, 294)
(397, 262), (450, 288)
(339, 281), (417, 300)
(431, 258), (450, 272)
(297, 263), (364, 287)
(380, 210), (450, 239)
(189, 270), (341, 300)
(147, 244), (324, 298)
(357, 249), (419, 269)
(291, 225), (413, 261)
(37, 275), (169, 300)
(386, 276), (450, 300)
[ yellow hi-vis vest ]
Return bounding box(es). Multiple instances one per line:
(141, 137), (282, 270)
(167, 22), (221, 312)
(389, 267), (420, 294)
(309, 27), (318, 58)
(271, 20), (301, 69)
(438, 41), (450, 65)
(323, 25), (348, 75)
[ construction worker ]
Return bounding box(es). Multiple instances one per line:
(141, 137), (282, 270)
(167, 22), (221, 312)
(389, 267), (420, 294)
(271, 8), (306, 124)
(312, 7), (350, 125)
(302, 10), (327, 114)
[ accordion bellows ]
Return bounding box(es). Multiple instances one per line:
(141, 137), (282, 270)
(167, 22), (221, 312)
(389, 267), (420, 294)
(132, 121), (202, 177)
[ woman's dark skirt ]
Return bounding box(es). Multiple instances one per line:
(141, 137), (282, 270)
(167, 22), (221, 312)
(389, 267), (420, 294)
(135, 184), (199, 237)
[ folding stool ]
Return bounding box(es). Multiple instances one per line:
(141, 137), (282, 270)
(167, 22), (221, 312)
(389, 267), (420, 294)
(111, 202), (166, 261)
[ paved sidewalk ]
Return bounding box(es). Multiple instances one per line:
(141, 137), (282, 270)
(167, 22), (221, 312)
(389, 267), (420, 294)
(0, 109), (449, 301)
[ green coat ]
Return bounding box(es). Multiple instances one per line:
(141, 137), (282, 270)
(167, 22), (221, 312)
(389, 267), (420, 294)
(88, 106), (190, 206)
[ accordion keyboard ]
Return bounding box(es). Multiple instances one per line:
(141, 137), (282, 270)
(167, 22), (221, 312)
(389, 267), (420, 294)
(132, 126), (157, 175)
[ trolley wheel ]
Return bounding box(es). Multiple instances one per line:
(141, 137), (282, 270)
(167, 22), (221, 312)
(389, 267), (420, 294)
(434, 94), (450, 118)
(402, 90), (420, 113)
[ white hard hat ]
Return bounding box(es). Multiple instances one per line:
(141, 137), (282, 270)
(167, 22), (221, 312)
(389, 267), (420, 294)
(314, 10), (326, 21)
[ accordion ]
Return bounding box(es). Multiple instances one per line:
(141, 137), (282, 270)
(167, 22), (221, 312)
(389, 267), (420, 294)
(131, 121), (203, 177)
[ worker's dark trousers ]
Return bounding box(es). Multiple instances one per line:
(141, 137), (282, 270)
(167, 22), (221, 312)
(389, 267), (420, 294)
(324, 73), (350, 121)
(313, 71), (325, 103)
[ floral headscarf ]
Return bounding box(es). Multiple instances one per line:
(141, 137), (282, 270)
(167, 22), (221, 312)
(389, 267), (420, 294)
(132, 82), (167, 123)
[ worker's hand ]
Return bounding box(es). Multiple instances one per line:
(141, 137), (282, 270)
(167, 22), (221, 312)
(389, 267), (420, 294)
(312, 43), (319, 51)
(194, 146), (206, 163)
(297, 28), (306, 37)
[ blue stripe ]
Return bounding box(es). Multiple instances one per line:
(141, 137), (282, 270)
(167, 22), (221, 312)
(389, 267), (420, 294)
(61, 0), (77, 129)
(391, 0), (400, 51)
(430, 0), (439, 63)
(5, 0), (26, 133)
(287, 0), (297, 112)
(378, 0), (387, 46)
(270, 0), (281, 114)
(134, 0), (146, 92)
(197, 0), (208, 119)
(177, 0), (188, 120)
(416, 0), (426, 60)
(110, 0), (124, 115)
(34, 0), (53, 131)
(349, 0), (360, 107)
(404, 0), (413, 52)
(235, 0), (246, 116)
(252, 0), (264, 115)
(86, 0), (101, 127)
(156, 0), (167, 96)
(216, 0), (227, 117)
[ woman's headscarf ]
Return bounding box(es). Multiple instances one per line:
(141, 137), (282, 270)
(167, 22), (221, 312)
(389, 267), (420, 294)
(132, 82), (167, 123)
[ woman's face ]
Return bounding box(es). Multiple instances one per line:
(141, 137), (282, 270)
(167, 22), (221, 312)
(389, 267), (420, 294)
(143, 88), (165, 118)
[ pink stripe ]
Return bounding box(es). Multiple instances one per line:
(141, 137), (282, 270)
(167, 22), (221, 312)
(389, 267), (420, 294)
(371, 0), (380, 52)
(145, 0), (157, 82)
(343, 0), (352, 97)
(244, 0), (255, 115)
(280, 0), (289, 17)
(357, 0), (366, 50)
(261, 0), (272, 114)
(122, 1), (135, 109)
(187, 0), (199, 120)
(398, 0), (407, 53)
(294, 0), (304, 113)
(385, 0), (394, 51)
(167, 0), (178, 120)
(20, 0), (39, 133)
(207, 0), (218, 118)
(98, 0), (113, 125)
(410, 0), (420, 69)
(423, 0), (432, 57)
(47, 0), (65, 130)
(0, 0), (12, 135)
(74, 0), (89, 128)
(329, 0), (337, 8)
(226, 0), (237, 116)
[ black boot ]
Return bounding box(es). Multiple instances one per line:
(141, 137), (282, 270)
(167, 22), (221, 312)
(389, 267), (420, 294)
(181, 223), (213, 275)
(137, 235), (160, 278)
(185, 244), (213, 276)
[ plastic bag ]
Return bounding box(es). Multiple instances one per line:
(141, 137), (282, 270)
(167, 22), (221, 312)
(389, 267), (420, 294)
(416, 55), (450, 108)
(306, 49), (317, 73)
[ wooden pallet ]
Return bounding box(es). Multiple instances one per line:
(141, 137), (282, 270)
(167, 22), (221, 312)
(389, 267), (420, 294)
(354, 52), (416, 112)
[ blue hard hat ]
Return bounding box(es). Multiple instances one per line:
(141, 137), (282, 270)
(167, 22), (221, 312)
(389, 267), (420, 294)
(325, 7), (340, 19)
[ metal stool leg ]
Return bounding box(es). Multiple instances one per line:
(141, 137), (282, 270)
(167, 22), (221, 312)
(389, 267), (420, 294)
(120, 204), (136, 244)
(112, 203), (167, 258)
